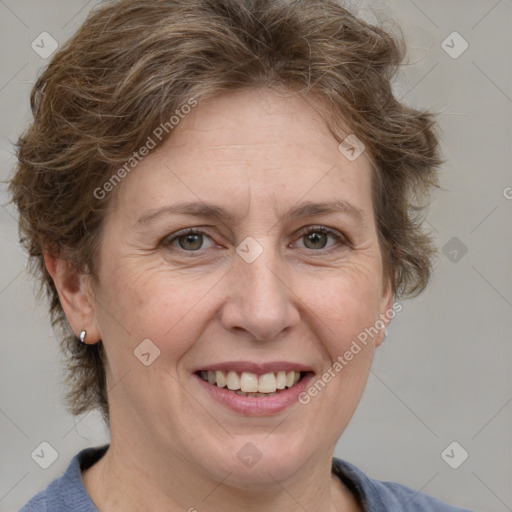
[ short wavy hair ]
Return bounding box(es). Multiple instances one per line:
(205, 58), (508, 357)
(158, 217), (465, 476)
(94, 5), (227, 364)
(9, 0), (442, 422)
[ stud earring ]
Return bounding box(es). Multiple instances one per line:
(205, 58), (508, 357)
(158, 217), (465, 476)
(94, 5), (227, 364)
(79, 330), (87, 343)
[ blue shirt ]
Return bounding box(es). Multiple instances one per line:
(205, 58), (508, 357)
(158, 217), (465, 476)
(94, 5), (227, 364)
(20, 445), (474, 511)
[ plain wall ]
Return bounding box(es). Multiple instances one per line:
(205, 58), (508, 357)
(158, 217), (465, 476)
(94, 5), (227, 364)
(1, 1), (511, 511)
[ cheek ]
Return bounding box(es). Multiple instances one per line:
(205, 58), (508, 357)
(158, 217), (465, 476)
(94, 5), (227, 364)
(299, 261), (384, 350)
(297, 270), (382, 424)
(94, 262), (221, 363)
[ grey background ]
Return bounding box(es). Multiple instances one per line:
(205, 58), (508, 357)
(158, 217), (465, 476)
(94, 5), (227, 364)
(0, 1), (511, 511)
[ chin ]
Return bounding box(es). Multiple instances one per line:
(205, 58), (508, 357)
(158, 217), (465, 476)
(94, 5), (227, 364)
(195, 432), (321, 489)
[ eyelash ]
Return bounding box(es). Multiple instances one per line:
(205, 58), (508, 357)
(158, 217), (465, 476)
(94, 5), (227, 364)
(162, 226), (349, 255)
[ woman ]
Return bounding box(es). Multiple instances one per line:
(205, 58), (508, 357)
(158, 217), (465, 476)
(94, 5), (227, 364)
(10, 0), (473, 510)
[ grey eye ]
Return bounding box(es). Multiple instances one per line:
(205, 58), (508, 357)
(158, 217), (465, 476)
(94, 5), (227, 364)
(303, 231), (329, 249)
(177, 233), (204, 251)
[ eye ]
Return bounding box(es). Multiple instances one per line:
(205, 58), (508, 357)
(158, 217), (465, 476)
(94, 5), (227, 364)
(293, 226), (347, 251)
(162, 228), (216, 252)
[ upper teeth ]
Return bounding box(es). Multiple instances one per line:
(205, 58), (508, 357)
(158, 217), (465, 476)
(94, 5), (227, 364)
(200, 370), (301, 393)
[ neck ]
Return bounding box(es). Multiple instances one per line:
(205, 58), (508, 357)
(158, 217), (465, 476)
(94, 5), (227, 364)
(82, 438), (361, 512)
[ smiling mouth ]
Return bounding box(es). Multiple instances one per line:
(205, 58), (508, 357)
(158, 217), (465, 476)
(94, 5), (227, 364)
(196, 370), (309, 397)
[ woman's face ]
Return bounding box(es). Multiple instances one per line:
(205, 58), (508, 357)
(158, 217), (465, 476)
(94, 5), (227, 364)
(88, 88), (393, 485)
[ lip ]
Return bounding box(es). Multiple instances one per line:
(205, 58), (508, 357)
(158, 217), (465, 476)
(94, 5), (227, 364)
(194, 361), (314, 374)
(193, 370), (315, 416)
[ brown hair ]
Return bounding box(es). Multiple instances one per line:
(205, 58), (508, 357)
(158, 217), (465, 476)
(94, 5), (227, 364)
(9, 0), (441, 422)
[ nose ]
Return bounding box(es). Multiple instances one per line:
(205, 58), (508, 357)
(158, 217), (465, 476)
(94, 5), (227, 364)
(220, 245), (300, 341)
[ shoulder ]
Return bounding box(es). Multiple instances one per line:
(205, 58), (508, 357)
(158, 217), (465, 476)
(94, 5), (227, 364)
(19, 490), (47, 512)
(332, 457), (474, 512)
(18, 445), (108, 512)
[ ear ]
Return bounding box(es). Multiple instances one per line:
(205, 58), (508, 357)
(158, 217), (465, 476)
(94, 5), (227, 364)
(44, 252), (101, 344)
(375, 277), (395, 348)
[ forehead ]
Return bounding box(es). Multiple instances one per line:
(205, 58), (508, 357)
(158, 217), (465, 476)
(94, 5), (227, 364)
(108, 88), (375, 225)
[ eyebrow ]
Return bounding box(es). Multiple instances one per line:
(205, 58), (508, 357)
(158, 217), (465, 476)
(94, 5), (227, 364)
(282, 200), (366, 227)
(136, 199), (366, 228)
